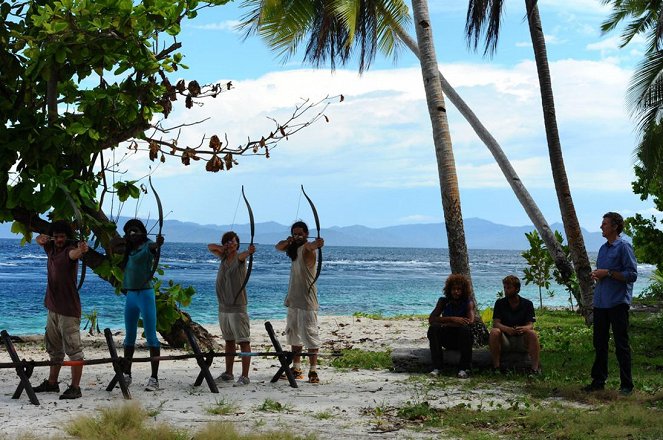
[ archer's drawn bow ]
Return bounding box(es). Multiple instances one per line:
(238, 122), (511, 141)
(63, 188), (86, 291)
(301, 185), (322, 293)
(233, 185), (255, 303)
(147, 174), (164, 283)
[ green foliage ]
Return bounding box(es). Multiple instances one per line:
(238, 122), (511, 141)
(625, 214), (663, 272)
(257, 399), (289, 413)
(154, 279), (196, 334)
(396, 401), (440, 423)
(330, 349), (392, 370)
(352, 311), (384, 319)
(522, 231), (554, 309)
(522, 230), (579, 310)
(206, 398), (238, 416)
(82, 308), (101, 335)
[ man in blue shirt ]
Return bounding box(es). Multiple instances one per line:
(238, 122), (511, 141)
(584, 212), (637, 395)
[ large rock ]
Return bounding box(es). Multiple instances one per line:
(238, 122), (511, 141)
(391, 347), (531, 373)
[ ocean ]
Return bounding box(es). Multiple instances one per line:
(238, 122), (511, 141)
(0, 238), (655, 335)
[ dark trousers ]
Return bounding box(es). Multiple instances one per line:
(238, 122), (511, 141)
(427, 325), (473, 370)
(591, 304), (633, 389)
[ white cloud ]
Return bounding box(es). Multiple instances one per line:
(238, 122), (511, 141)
(190, 20), (242, 33)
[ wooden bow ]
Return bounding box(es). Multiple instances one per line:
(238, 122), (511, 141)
(301, 185), (321, 293)
(233, 186), (255, 303)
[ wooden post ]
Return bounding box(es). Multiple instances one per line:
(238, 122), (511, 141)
(1, 330), (39, 405)
(265, 321), (297, 388)
(103, 328), (131, 399)
(183, 326), (219, 393)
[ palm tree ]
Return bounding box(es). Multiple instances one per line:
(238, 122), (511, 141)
(465, 0), (594, 321)
(241, 0), (471, 277)
(600, 0), (663, 192)
(410, 0), (470, 276)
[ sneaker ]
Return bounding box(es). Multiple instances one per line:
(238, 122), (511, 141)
(123, 373), (132, 387)
(33, 379), (59, 393)
(59, 385), (82, 400)
(429, 369), (440, 377)
(280, 367), (304, 380)
(582, 382), (605, 392)
(308, 371), (320, 384)
(619, 387), (633, 396)
(145, 376), (160, 391)
(216, 372), (234, 383)
(457, 370), (469, 379)
(233, 376), (250, 387)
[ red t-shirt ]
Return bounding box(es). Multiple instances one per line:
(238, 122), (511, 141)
(43, 243), (81, 318)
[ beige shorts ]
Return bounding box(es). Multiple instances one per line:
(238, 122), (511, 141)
(285, 308), (320, 349)
(218, 312), (250, 343)
(44, 311), (84, 362)
(501, 333), (528, 353)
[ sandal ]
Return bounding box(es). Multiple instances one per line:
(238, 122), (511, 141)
(280, 367), (304, 380)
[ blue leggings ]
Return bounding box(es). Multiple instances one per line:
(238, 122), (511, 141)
(124, 288), (160, 348)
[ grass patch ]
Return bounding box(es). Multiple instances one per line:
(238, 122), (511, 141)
(313, 410), (334, 420)
(401, 400), (663, 440)
(64, 403), (307, 440)
(330, 348), (392, 370)
(352, 312), (427, 321)
(206, 398), (239, 415)
(257, 399), (290, 413)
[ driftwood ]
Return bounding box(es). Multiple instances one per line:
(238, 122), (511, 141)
(391, 347), (531, 373)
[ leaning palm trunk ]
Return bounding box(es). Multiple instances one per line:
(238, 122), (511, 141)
(525, 0), (593, 322)
(391, 23), (577, 305)
(411, 0), (471, 278)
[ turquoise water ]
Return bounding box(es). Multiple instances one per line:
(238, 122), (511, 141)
(0, 239), (654, 335)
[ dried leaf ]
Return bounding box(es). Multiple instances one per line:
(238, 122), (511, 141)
(209, 135), (222, 152)
(279, 127), (286, 137)
(149, 141), (159, 161)
(206, 155), (223, 172)
(223, 153), (233, 170)
(160, 154), (165, 163)
(340, 94), (344, 102)
(324, 115), (329, 123)
(185, 95), (193, 109)
(259, 137), (266, 147)
(187, 80), (201, 97)
(226, 81), (233, 90)
(176, 79), (186, 92)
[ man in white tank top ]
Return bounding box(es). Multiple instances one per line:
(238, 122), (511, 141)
(275, 221), (324, 383)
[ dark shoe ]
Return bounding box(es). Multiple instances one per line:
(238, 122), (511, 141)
(308, 371), (320, 384)
(582, 382), (605, 392)
(619, 387), (633, 396)
(528, 367), (542, 376)
(33, 379), (59, 393)
(59, 385), (82, 400)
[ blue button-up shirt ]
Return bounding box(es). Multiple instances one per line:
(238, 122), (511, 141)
(594, 237), (638, 308)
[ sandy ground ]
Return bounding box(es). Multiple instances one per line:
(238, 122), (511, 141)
(0, 316), (517, 439)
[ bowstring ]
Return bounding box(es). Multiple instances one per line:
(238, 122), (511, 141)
(230, 189), (242, 230)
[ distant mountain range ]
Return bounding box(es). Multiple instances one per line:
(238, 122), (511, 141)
(0, 217), (606, 251)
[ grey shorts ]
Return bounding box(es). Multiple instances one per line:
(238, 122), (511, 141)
(44, 311), (84, 362)
(285, 308), (320, 349)
(218, 312), (251, 343)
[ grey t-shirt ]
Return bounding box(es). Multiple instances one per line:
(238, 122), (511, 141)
(215, 255), (248, 313)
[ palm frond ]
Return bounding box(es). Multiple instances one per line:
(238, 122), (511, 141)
(464, 0), (505, 58)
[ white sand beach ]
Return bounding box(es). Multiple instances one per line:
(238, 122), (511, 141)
(0, 316), (518, 439)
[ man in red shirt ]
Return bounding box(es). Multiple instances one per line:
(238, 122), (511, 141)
(33, 220), (88, 399)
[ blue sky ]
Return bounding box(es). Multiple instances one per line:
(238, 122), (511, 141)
(111, 0), (657, 235)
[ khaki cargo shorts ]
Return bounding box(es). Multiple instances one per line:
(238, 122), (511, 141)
(218, 311), (251, 343)
(44, 311), (84, 362)
(285, 308), (320, 349)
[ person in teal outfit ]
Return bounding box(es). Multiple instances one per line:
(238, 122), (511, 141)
(120, 219), (163, 391)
